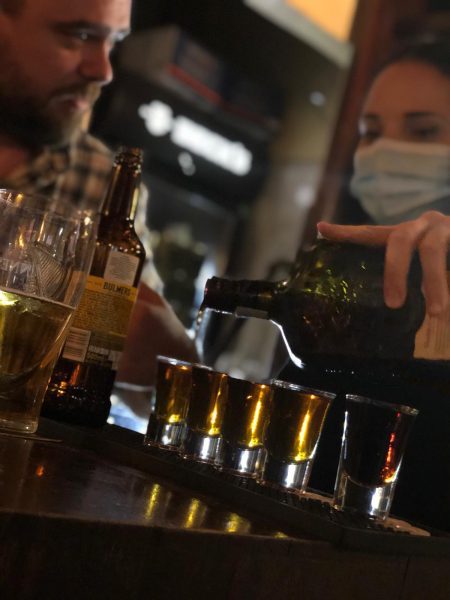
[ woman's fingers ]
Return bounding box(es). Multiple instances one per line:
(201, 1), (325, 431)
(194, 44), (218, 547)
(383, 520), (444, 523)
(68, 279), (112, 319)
(383, 217), (432, 309)
(317, 221), (394, 245)
(384, 213), (450, 314)
(318, 212), (450, 316)
(417, 227), (450, 316)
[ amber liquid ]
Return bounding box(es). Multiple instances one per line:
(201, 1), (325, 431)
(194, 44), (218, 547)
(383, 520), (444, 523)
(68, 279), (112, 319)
(265, 387), (332, 463)
(187, 367), (228, 436)
(0, 288), (73, 432)
(222, 378), (272, 448)
(154, 360), (192, 424)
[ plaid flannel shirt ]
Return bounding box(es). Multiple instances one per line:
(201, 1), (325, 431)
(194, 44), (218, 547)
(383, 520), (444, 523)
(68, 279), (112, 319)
(1, 131), (113, 211)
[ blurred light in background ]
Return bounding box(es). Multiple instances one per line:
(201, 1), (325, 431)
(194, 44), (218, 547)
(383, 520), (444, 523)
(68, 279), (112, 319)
(244, 0), (356, 67)
(286, 0), (357, 42)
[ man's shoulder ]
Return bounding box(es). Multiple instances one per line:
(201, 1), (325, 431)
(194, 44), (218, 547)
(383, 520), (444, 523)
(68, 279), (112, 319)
(76, 131), (113, 156)
(59, 132), (115, 209)
(72, 132), (114, 173)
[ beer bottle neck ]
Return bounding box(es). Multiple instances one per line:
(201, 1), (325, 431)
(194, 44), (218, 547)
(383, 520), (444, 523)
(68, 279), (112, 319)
(101, 148), (142, 221)
(101, 167), (141, 221)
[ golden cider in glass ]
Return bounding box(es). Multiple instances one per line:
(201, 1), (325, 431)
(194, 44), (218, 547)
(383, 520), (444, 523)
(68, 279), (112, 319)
(265, 382), (334, 464)
(222, 378), (272, 448)
(154, 357), (192, 424)
(0, 289), (73, 432)
(187, 365), (228, 437)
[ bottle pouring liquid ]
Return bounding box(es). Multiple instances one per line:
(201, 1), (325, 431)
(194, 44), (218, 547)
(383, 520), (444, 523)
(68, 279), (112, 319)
(199, 239), (450, 530)
(201, 239), (426, 392)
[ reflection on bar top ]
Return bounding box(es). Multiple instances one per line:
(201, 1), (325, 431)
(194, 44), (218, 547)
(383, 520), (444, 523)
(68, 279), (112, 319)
(0, 433), (295, 539)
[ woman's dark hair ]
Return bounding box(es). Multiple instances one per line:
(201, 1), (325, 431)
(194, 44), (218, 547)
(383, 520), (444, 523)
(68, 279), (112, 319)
(0, 0), (26, 15)
(386, 34), (450, 77)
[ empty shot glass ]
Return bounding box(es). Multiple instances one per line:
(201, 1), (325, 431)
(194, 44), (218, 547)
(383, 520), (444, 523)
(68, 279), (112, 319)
(220, 376), (273, 478)
(261, 381), (335, 492)
(144, 356), (192, 450)
(333, 394), (419, 520)
(182, 364), (228, 464)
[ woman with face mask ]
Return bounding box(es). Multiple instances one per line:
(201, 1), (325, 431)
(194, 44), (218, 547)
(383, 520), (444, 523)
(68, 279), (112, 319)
(320, 34), (450, 318)
(349, 36), (450, 226)
(285, 36), (450, 525)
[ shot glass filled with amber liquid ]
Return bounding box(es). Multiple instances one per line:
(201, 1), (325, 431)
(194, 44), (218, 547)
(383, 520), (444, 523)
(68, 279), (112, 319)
(144, 356), (192, 450)
(182, 364), (228, 464)
(261, 381), (335, 492)
(220, 377), (273, 478)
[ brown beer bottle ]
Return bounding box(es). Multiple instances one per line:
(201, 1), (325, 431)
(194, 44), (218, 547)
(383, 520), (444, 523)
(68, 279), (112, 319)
(43, 147), (146, 426)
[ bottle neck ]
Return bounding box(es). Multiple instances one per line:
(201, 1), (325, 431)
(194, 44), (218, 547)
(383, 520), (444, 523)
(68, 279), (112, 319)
(202, 276), (281, 319)
(101, 162), (141, 221)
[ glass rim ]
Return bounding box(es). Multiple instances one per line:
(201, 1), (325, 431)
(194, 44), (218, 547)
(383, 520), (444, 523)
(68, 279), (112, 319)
(156, 355), (193, 368)
(0, 188), (96, 223)
(272, 379), (336, 402)
(0, 188), (50, 205)
(226, 373), (272, 388)
(345, 394), (419, 416)
(190, 362), (232, 379)
(190, 362), (213, 372)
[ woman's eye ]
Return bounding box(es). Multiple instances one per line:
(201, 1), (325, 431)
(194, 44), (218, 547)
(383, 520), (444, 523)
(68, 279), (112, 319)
(410, 126), (440, 140)
(359, 130), (380, 143)
(358, 119), (381, 144)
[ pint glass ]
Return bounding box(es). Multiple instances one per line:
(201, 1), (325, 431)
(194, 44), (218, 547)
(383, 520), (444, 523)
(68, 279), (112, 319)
(0, 189), (97, 433)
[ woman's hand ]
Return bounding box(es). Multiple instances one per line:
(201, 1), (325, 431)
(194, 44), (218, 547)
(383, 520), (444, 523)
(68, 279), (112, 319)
(317, 211), (450, 317)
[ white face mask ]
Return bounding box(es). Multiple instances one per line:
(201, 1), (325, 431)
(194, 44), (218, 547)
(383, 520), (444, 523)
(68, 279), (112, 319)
(350, 138), (450, 224)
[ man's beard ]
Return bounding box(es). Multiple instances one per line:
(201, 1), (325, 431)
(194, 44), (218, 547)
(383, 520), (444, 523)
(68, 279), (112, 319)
(0, 74), (101, 150)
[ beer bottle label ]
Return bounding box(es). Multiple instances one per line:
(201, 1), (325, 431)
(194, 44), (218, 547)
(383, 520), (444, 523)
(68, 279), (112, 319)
(103, 249), (140, 287)
(414, 273), (450, 360)
(62, 274), (138, 369)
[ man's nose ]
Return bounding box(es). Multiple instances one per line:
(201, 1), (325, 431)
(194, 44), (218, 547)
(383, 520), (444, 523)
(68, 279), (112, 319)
(78, 43), (114, 85)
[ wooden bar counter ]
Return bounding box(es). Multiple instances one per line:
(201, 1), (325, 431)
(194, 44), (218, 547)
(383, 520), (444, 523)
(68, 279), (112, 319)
(0, 419), (449, 600)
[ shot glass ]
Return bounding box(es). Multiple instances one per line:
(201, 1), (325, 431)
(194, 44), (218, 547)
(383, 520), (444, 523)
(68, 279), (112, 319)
(220, 376), (273, 478)
(333, 394), (419, 520)
(144, 356), (192, 450)
(261, 381), (335, 492)
(182, 364), (228, 464)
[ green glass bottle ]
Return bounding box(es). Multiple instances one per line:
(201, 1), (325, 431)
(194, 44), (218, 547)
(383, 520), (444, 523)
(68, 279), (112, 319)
(201, 240), (425, 384)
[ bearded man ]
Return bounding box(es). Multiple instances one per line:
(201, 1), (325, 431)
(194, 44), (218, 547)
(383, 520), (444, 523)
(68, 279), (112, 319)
(0, 0), (198, 387)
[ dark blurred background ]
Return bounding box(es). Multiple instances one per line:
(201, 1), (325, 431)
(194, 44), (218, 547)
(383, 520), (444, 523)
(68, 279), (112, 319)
(90, 0), (449, 356)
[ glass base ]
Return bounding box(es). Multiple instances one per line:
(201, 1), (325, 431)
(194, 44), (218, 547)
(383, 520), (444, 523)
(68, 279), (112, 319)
(0, 417), (38, 435)
(182, 431), (223, 464)
(144, 414), (186, 450)
(333, 468), (396, 521)
(221, 443), (266, 478)
(261, 456), (312, 492)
